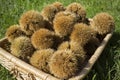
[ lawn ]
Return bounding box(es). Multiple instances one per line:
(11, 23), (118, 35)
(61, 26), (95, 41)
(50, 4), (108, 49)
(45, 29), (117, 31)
(0, 0), (120, 80)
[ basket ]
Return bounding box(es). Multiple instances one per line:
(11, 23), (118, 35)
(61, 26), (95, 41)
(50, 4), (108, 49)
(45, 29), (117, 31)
(0, 32), (113, 80)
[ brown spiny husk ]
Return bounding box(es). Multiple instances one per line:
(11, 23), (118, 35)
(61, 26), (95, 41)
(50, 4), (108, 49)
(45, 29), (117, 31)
(66, 2), (86, 22)
(30, 49), (54, 73)
(31, 29), (56, 49)
(11, 36), (35, 62)
(53, 13), (77, 37)
(58, 41), (70, 50)
(52, 2), (65, 12)
(41, 5), (58, 22)
(5, 25), (25, 42)
(83, 37), (100, 56)
(49, 49), (83, 79)
(19, 10), (45, 36)
(92, 12), (115, 35)
(70, 23), (97, 47)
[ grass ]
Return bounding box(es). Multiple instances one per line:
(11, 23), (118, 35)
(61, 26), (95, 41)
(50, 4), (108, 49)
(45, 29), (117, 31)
(0, 0), (120, 80)
(0, 65), (16, 80)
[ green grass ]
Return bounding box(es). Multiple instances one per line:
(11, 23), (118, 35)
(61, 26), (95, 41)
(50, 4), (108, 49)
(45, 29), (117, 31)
(0, 64), (16, 80)
(0, 0), (120, 80)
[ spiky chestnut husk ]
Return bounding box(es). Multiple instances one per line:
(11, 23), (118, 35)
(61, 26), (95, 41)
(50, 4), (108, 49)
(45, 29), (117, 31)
(5, 25), (25, 42)
(30, 49), (54, 73)
(66, 2), (86, 22)
(70, 41), (86, 62)
(11, 36), (35, 61)
(52, 2), (65, 11)
(41, 5), (58, 22)
(31, 29), (58, 49)
(19, 10), (45, 36)
(58, 41), (70, 50)
(49, 49), (84, 79)
(54, 11), (67, 18)
(54, 11), (78, 20)
(70, 23), (97, 47)
(84, 37), (100, 56)
(92, 12), (115, 35)
(70, 41), (85, 54)
(53, 13), (77, 37)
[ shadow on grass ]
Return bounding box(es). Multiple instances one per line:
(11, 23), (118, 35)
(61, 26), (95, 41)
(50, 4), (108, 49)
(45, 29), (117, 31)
(109, 32), (120, 47)
(84, 32), (120, 80)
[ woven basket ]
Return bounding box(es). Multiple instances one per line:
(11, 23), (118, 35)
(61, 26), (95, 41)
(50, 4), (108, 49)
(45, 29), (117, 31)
(0, 31), (113, 80)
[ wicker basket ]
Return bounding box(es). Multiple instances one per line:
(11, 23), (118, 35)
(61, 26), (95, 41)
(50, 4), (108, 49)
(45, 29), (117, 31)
(0, 32), (113, 80)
